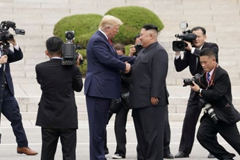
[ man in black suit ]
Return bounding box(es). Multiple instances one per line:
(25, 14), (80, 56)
(190, 48), (240, 160)
(129, 24), (169, 160)
(174, 26), (219, 158)
(35, 36), (83, 160)
(0, 39), (37, 155)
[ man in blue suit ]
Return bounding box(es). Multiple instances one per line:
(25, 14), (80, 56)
(0, 38), (37, 155)
(84, 15), (135, 160)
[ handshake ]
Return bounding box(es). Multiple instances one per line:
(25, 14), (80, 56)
(125, 61), (131, 73)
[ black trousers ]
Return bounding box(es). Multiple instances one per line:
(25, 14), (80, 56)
(164, 107), (172, 155)
(197, 116), (240, 160)
(133, 106), (166, 160)
(178, 94), (202, 154)
(1, 86), (28, 147)
(41, 128), (77, 160)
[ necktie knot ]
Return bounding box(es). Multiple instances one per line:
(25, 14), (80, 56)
(207, 72), (211, 82)
(108, 38), (112, 45)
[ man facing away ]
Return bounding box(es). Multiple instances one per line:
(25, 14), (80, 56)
(35, 36), (83, 160)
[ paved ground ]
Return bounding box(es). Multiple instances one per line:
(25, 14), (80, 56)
(0, 119), (240, 160)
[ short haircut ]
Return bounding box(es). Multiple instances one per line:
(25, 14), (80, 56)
(142, 24), (158, 32)
(200, 48), (216, 58)
(99, 15), (123, 30)
(133, 34), (140, 43)
(191, 26), (206, 35)
(46, 36), (63, 55)
(114, 43), (125, 54)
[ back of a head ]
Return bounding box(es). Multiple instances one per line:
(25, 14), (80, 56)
(200, 48), (216, 58)
(114, 43), (125, 54)
(99, 15), (123, 30)
(46, 36), (63, 56)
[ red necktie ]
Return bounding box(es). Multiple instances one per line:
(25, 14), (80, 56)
(108, 38), (112, 45)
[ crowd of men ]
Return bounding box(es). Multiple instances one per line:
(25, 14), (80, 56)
(0, 14), (240, 160)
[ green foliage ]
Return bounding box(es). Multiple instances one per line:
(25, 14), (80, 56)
(105, 6), (164, 44)
(53, 14), (103, 49)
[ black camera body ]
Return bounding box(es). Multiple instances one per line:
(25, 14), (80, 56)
(172, 22), (197, 51)
(62, 31), (83, 65)
(133, 43), (143, 56)
(199, 99), (218, 124)
(0, 21), (25, 49)
(183, 73), (201, 87)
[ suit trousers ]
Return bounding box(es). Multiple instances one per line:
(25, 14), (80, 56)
(104, 105), (129, 157)
(164, 107), (171, 155)
(133, 105), (166, 160)
(1, 85), (28, 147)
(86, 96), (111, 160)
(178, 95), (201, 154)
(41, 128), (77, 160)
(197, 116), (240, 160)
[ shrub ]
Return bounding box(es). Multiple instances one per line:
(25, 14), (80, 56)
(105, 6), (164, 44)
(53, 14), (103, 49)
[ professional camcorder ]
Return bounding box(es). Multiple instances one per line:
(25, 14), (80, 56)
(0, 21), (25, 49)
(183, 73), (201, 87)
(199, 99), (218, 124)
(62, 31), (84, 65)
(172, 22), (197, 51)
(133, 43), (143, 56)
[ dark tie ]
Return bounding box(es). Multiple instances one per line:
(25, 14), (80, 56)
(207, 72), (211, 82)
(108, 38), (112, 45)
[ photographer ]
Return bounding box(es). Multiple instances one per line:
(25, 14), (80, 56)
(129, 34), (141, 57)
(0, 38), (38, 155)
(174, 26), (219, 158)
(35, 36), (83, 160)
(190, 48), (240, 160)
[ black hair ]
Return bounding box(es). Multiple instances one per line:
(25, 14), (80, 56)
(200, 48), (216, 58)
(46, 36), (63, 55)
(142, 24), (158, 32)
(133, 34), (140, 43)
(191, 26), (206, 35)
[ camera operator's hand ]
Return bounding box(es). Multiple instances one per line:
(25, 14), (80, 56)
(0, 55), (8, 64)
(129, 45), (136, 57)
(75, 54), (83, 67)
(190, 81), (200, 92)
(151, 97), (159, 105)
(7, 38), (17, 47)
(184, 41), (193, 51)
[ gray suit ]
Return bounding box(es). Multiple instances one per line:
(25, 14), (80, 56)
(129, 42), (169, 160)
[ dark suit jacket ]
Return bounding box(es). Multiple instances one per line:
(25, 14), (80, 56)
(199, 66), (240, 124)
(35, 59), (83, 129)
(84, 30), (135, 99)
(174, 42), (219, 76)
(0, 48), (23, 96)
(129, 42), (169, 109)
(174, 42), (219, 99)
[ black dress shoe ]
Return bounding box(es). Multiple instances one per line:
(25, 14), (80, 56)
(164, 153), (174, 159)
(175, 151), (189, 158)
(208, 153), (215, 158)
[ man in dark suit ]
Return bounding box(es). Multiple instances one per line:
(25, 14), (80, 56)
(84, 15), (135, 160)
(129, 24), (169, 160)
(35, 36), (83, 160)
(190, 48), (240, 160)
(0, 39), (37, 155)
(174, 26), (219, 158)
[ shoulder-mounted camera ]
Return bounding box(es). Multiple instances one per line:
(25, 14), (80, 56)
(172, 22), (197, 51)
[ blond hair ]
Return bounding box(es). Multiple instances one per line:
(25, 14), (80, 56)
(99, 15), (123, 30)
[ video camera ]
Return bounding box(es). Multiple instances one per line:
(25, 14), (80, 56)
(172, 22), (197, 51)
(183, 73), (201, 87)
(0, 21), (25, 49)
(133, 43), (143, 57)
(199, 99), (218, 124)
(62, 31), (84, 65)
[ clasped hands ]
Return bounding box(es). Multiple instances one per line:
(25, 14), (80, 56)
(124, 61), (131, 73)
(0, 55), (8, 64)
